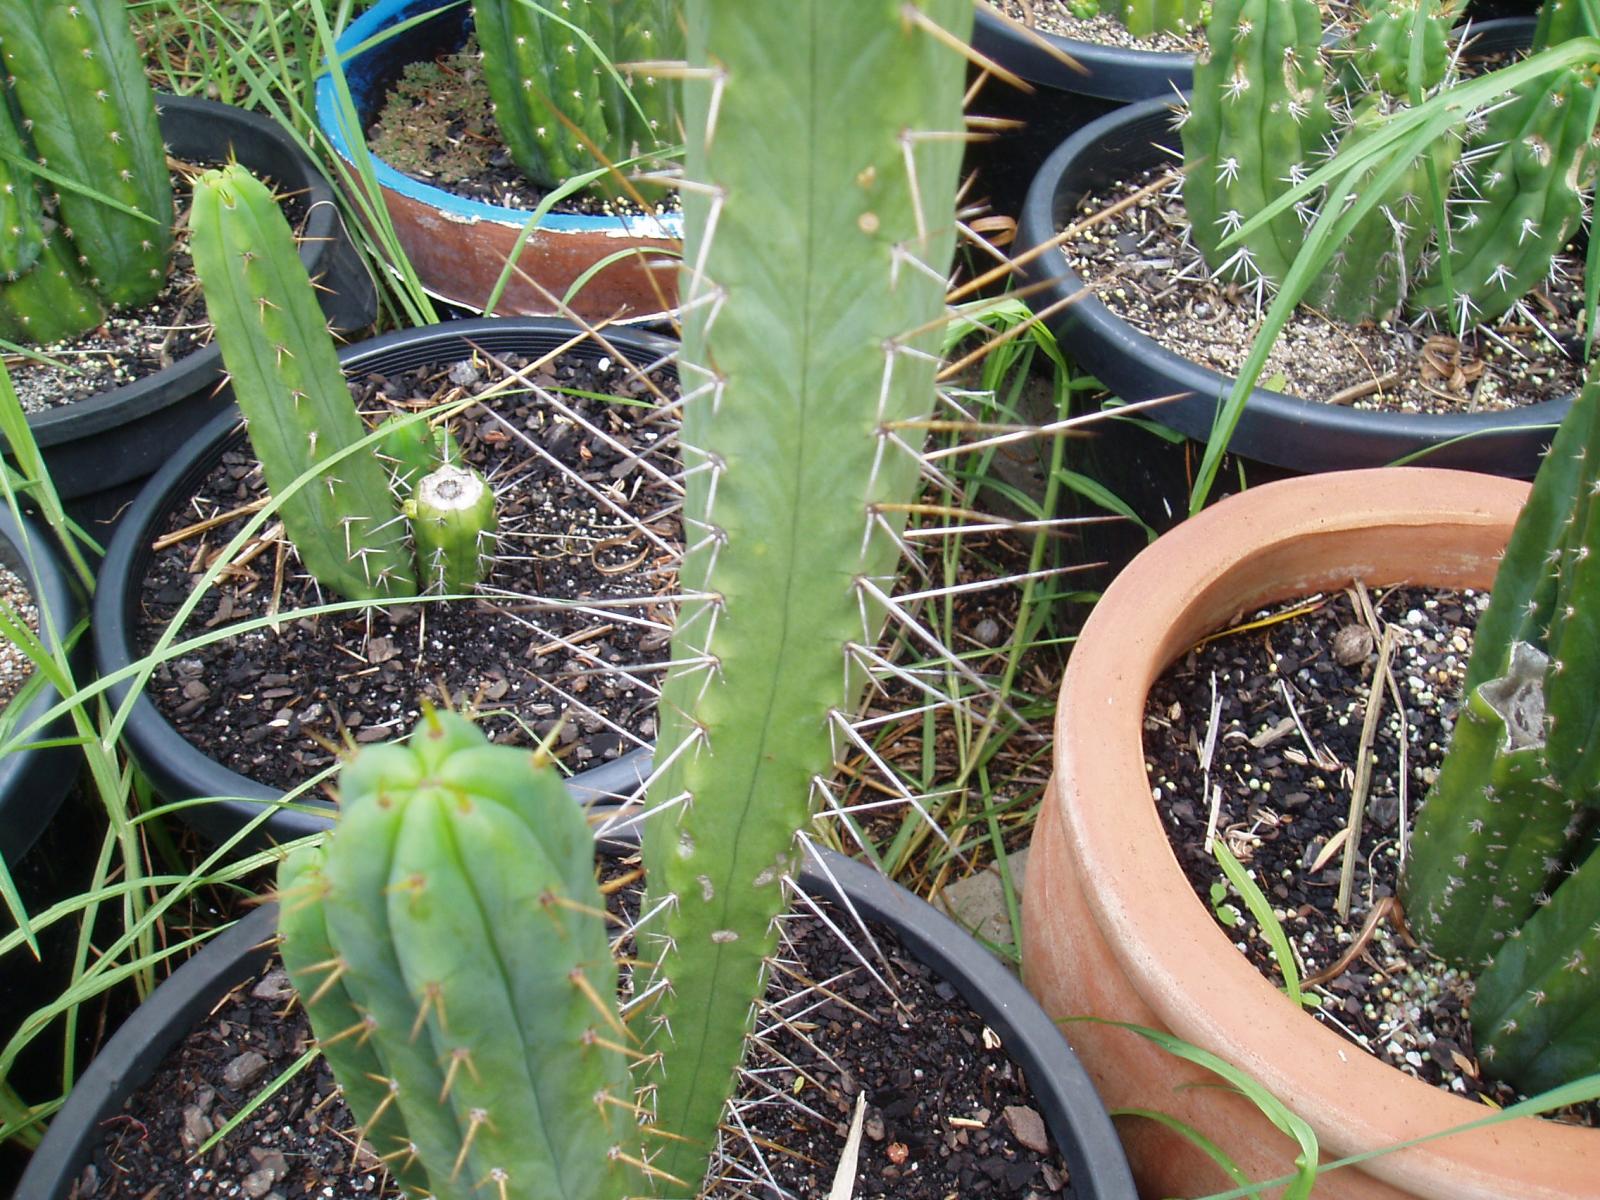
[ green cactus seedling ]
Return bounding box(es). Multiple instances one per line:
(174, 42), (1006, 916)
(277, 711), (644, 1200)
(1115, 0), (1203, 37)
(406, 464), (498, 594)
(189, 163), (416, 602)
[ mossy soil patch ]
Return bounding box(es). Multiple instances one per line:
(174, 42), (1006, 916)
(74, 875), (1076, 1199)
(1063, 166), (1586, 415)
(1144, 584), (1598, 1126)
(6, 165), (308, 416)
(134, 346), (678, 793)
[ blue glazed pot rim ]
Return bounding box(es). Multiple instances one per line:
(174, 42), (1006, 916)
(314, 0), (684, 240)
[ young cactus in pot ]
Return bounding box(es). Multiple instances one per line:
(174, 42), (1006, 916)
(277, 0), (979, 1193)
(472, 0), (681, 198)
(189, 163), (495, 602)
(1400, 359), (1600, 1094)
(0, 0), (172, 341)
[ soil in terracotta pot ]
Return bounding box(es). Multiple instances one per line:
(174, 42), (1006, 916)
(6, 164), (310, 415)
(75, 882), (1076, 1199)
(1143, 583), (1598, 1126)
(365, 35), (680, 222)
(1062, 159), (1585, 415)
(134, 347), (679, 794)
(0, 561), (40, 708)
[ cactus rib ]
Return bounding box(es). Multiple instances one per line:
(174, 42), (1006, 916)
(189, 163), (415, 601)
(0, 0), (171, 308)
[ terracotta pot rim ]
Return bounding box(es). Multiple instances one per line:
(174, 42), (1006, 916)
(1049, 467), (1599, 1189)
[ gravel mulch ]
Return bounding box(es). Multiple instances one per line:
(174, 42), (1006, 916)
(1144, 583), (1597, 1126)
(0, 562), (40, 710)
(1063, 167), (1586, 414)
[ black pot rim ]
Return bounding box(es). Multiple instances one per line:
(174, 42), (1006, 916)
(1017, 88), (1570, 477)
(17, 846), (1137, 1198)
(0, 504), (84, 865)
(22, 94), (373, 452)
(92, 316), (678, 847)
(972, 5), (1195, 102)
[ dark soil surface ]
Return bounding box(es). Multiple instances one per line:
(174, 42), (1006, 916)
(75, 881), (1074, 1199)
(135, 347), (680, 794)
(1062, 166), (1586, 415)
(7, 162), (308, 416)
(1144, 584), (1597, 1126)
(365, 35), (679, 222)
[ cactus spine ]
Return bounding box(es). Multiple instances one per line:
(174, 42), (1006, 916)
(189, 164), (416, 602)
(472, 0), (680, 195)
(277, 712), (643, 1200)
(1401, 361), (1600, 1093)
(407, 464), (498, 594)
(0, 0), (171, 311)
(1182, 0), (1332, 286)
(636, 0), (972, 1186)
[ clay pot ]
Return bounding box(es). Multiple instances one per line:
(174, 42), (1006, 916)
(1021, 467), (1600, 1198)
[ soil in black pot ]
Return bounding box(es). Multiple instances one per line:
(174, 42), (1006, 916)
(1143, 583), (1598, 1125)
(76, 883), (1076, 1199)
(135, 347), (680, 794)
(7, 164), (309, 415)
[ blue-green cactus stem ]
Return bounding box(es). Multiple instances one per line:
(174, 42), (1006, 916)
(0, 100), (44, 281)
(407, 464), (498, 594)
(472, 0), (680, 196)
(1470, 838), (1600, 1093)
(0, 0), (171, 309)
(0, 233), (104, 345)
(1182, 0), (1332, 285)
(189, 163), (416, 601)
(1344, 0), (1455, 99)
(1114, 0), (1202, 38)
(639, 0), (972, 1188)
(376, 412), (456, 496)
(277, 711), (643, 1200)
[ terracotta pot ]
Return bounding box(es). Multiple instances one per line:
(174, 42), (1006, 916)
(315, 0), (680, 322)
(1021, 467), (1600, 1199)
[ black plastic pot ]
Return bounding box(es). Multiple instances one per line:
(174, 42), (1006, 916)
(93, 318), (672, 849)
(972, 4), (1196, 103)
(1018, 85), (1567, 480)
(0, 505), (85, 867)
(17, 847), (1137, 1199)
(14, 95), (377, 509)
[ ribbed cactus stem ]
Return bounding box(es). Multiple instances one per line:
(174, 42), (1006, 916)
(189, 163), (416, 601)
(0, 233), (104, 345)
(407, 464), (498, 594)
(0, 101), (44, 281)
(638, 0), (971, 1188)
(1403, 360), (1600, 1093)
(0, 0), (171, 309)
(1113, 0), (1202, 37)
(376, 412), (455, 495)
(277, 711), (642, 1200)
(1346, 0), (1454, 98)
(472, 0), (680, 196)
(1182, 0), (1331, 285)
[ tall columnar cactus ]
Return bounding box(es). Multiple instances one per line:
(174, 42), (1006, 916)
(472, 0), (680, 196)
(1182, 0), (1332, 286)
(1114, 0), (1203, 37)
(1401, 362), (1600, 1093)
(277, 712), (643, 1200)
(0, 100), (44, 282)
(189, 164), (417, 602)
(635, 0), (972, 1186)
(1343, 0), (1455, 98)
(0, 0), (171, 310)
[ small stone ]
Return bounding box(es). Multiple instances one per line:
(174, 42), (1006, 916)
(223, 1049), (269, 1089)
(974, 616), (1002, 645)
(242, 1169), (276, 1198)
(1332, 623), (1375, 666)
(366, 637), (399, 665)
(179, 1105), (211, 1153)
(864, 1113), (886, 1142)
(1003, 1104), (1050, 1153)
